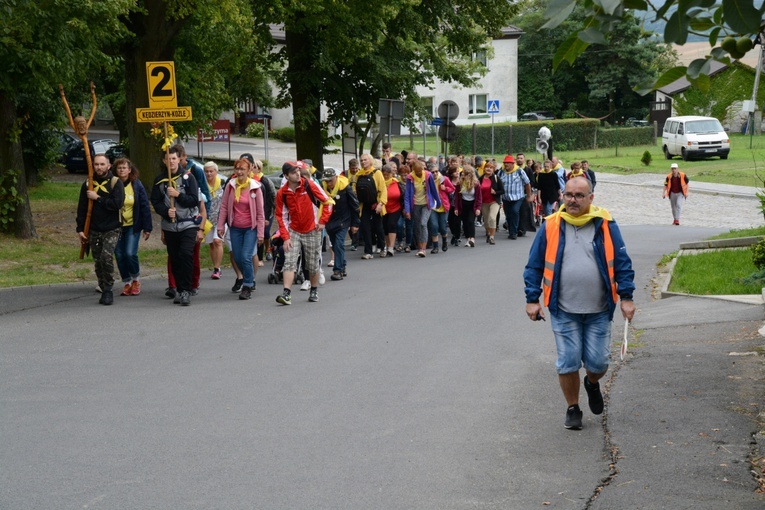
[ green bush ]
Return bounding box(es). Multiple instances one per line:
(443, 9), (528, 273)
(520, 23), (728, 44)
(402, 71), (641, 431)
(450, 119), (654, 154)
(245, 122), (264, 138)
(277, 126), (295, 143)
(751, 239), (765, 269)
(0, 170), (21, 232)
(641, 150), (652, 166)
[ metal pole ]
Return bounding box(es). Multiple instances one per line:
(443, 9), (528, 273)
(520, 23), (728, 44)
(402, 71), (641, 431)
(491, 113), (495, 156)
(422, 119), (426, 160)
(749, 33), (764, 148)
(264, 118), (269, 165)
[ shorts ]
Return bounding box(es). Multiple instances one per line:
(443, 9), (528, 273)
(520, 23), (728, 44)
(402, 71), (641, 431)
(283, 229), (321, 275)
(550, 309), (611, 374)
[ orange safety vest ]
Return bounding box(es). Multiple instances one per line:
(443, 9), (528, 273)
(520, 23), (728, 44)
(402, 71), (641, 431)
(664, 171), (688, 197)
(542, 214), (618, 307)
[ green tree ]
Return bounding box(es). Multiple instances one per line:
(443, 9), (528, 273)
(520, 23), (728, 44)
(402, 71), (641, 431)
(255, 0), (518, 171)
(0, 0), (132, 238)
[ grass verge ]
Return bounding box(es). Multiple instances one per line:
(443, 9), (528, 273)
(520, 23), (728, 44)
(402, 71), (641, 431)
(669, 248), (761, 295)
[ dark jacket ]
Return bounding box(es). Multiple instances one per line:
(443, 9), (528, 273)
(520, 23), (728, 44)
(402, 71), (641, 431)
(479, 173), (505, 204)
(150, 170), (201, 233)
(123, 178), (153, 234)
(535, 171), (561, 204)
(76, 172), (124, 233)
(324, 177), (360, 232)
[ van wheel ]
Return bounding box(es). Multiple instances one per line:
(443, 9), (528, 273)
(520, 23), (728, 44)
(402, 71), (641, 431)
(721, 154), (728, 160)
(681, 148), (689, 161)
(663, 146), (672, 159)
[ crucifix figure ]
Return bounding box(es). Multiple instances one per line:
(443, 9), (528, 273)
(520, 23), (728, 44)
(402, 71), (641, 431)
(60, 82), (97, 258)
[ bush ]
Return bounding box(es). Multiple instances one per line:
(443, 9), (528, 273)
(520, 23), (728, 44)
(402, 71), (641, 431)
(641, 150), (652, 166)
(751, 239), (765, 269)
(277, 127), (295, 143)
(245, 122), (264, 138)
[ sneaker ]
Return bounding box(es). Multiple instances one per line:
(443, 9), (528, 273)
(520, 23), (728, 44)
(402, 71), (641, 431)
(239, 286), (252, 300)
(190, 288), (199, 296)
(518, 230), (525, 237)
(416, 251), (426, 258)
(179, 290), (191, 306)
(342, 268), (347, 277)
(211, 268), (221, 280)
(232, 278), (244, 293)
(508, 234), (517, 240)
(564, 405), (583, 430)
(387, 248), (395, 257)
(361, 254), (373, 260)
(468, 239), (475, 247)
(319, 270), (326, 285)
(373, 247), (381, 254)
(331, 270), (343, 281)
(309, 289), (319, 302)
(379, 250), (387, 258)
(442, 239), (448, 252)
(276, 290), (292, 305)
(430, 246), (438, 254)
(489, 236), (495, 245)
(300, 280), (311, 291)
(404, 246), (411, 253)
(165, 287), (177, 299)
(584, 376), (604, 415)
(130, 280), (141, 296)
(121, 283), (132, 296)
(101, 289), (114, 306)
(173, 292), (181, 304)
(350, 244), (358, 251)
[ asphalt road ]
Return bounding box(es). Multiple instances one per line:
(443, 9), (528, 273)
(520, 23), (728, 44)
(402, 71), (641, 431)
(6, 222), (762, 509)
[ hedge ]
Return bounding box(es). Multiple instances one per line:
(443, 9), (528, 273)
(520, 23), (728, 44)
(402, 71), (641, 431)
(450, 119), (654, 154)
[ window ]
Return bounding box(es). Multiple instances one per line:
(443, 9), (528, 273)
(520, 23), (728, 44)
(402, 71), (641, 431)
(469, 94), (487, 115)
(473, 50), (488, 67)
(420, 96), (434, 120)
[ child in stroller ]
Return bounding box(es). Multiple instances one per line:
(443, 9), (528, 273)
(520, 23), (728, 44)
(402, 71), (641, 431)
(267, 231), (304, 284)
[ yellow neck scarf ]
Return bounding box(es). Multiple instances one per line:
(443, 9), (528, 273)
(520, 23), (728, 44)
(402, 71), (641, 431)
(569, 171), (584, 178)
(210, 176), (221, 196)
(235, 178), (250, 202)
(323, 178), (340, 197)
(555, 204), (612, 226)
(384, 177), (397, 187)
(504, 166), (518, 174)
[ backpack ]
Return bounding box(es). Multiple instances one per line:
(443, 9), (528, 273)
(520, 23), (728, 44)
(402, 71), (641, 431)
(355, 171), (378, 205)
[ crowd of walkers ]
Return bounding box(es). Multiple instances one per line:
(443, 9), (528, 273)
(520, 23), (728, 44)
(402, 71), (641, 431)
(77, 142), (596, 306)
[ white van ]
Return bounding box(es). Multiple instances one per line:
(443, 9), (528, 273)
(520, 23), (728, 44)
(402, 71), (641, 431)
(662, 116), (730, 161)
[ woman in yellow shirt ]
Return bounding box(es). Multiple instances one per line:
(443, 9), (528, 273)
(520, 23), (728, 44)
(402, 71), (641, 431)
(114, 158), (152, 296)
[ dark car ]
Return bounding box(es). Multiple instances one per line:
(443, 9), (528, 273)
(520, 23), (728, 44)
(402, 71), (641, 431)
(63, 139), (120, 173)
(519, 112), (555, 122)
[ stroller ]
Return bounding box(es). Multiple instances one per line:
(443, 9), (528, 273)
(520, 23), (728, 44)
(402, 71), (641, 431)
(267, 231), (304, 285)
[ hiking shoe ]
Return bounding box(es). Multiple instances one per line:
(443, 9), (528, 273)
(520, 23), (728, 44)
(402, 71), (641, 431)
(309, 289), (319, 302)
(300, 280), (311, 291)
(130, 280), (141, 296)
(584, 376), (604, 415)
(121, 283), (132, 296)
(231, 278), (244, 293)
(211, 268), (221, 280)
(101, 289), (114, 306)
(165, 287), (177, 299)
(179, 290), (191, 306)
(564, 405), (583, 430)
(276, 290), (292, 305)
(331, 271), (343, 281)
(239, 286), (252, 300)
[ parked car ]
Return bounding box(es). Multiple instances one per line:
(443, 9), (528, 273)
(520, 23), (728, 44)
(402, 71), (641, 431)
(519, 112), (555, 122)
(662, 115), (730, 161)
(62, 139), (121, 173)
(626, 117), (649, 127)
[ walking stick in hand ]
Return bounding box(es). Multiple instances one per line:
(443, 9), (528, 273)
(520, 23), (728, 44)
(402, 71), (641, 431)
(60, 82), (97, 258)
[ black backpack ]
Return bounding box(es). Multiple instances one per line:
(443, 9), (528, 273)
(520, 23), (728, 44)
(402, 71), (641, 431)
(355, 171), (378, 205)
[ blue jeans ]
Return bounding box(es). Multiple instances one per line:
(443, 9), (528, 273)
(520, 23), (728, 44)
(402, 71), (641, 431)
(543, 200), (556, 217)
(502, 199), (524, 236)
(229, 226), (258, 287)
(328, 226), (348, 273)
(427, 210), (448, 240)
(115, 226), (141, 283)
(550, 309), (612, 374)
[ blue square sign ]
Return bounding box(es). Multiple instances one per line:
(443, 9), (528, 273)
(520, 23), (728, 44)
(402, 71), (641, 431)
(487, 100), (500, 114)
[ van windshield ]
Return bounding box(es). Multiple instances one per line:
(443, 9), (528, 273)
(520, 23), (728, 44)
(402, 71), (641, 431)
(686, 119), (724, 134)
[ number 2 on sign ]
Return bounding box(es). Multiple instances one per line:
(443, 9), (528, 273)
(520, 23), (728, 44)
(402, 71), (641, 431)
(146, 62), (177, 108)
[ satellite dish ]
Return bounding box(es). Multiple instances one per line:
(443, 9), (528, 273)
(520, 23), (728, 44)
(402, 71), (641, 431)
(538, 126), (551, 141)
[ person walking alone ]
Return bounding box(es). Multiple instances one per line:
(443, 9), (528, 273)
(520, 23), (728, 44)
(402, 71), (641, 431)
(662, 163), (689, 225)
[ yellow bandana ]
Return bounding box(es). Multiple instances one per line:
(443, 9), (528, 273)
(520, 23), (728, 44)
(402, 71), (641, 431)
(93, 181), (109, 193)
(554, 204), (612, 227)
(210, 176), (221, 196)
(235, 178), (250, 203)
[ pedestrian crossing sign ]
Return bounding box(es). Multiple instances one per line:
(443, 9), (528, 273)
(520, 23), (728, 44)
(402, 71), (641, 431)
(488, 100), (500, 114)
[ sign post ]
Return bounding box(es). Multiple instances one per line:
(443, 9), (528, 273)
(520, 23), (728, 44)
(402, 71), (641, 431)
(488, 99), (500, 156)
(136, 61), (193, 218)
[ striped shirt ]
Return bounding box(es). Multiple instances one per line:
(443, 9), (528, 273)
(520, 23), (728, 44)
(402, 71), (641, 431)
(499, 169), (530, 201)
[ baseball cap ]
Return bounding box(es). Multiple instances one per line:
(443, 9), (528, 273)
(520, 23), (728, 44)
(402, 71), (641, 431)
(323, 167), (339, 180)
(670, 163), (678, 169)
(240, 153), (255, 165)
(503, 155), (515, 163)
(281, 160), (307, 175)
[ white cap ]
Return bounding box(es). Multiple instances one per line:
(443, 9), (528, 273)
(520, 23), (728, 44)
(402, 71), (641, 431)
(670, 163), (678, 169)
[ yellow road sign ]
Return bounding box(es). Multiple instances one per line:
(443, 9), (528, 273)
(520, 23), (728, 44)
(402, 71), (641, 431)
(146, 61), (177, 108)
(136, 107), (193, 123)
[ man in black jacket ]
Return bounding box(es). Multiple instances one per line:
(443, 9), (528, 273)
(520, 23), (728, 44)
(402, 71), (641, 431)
(322, 167), (360, 280)
(150, 147), (201, 306)
(76, 154), (124, 305)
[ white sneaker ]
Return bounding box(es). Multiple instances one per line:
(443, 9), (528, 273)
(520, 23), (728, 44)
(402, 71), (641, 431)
(373, 247), (381, 254)
(362, 254), (373, 260)
(300, 280), (311, 291)
(319, 270), (326, 285)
